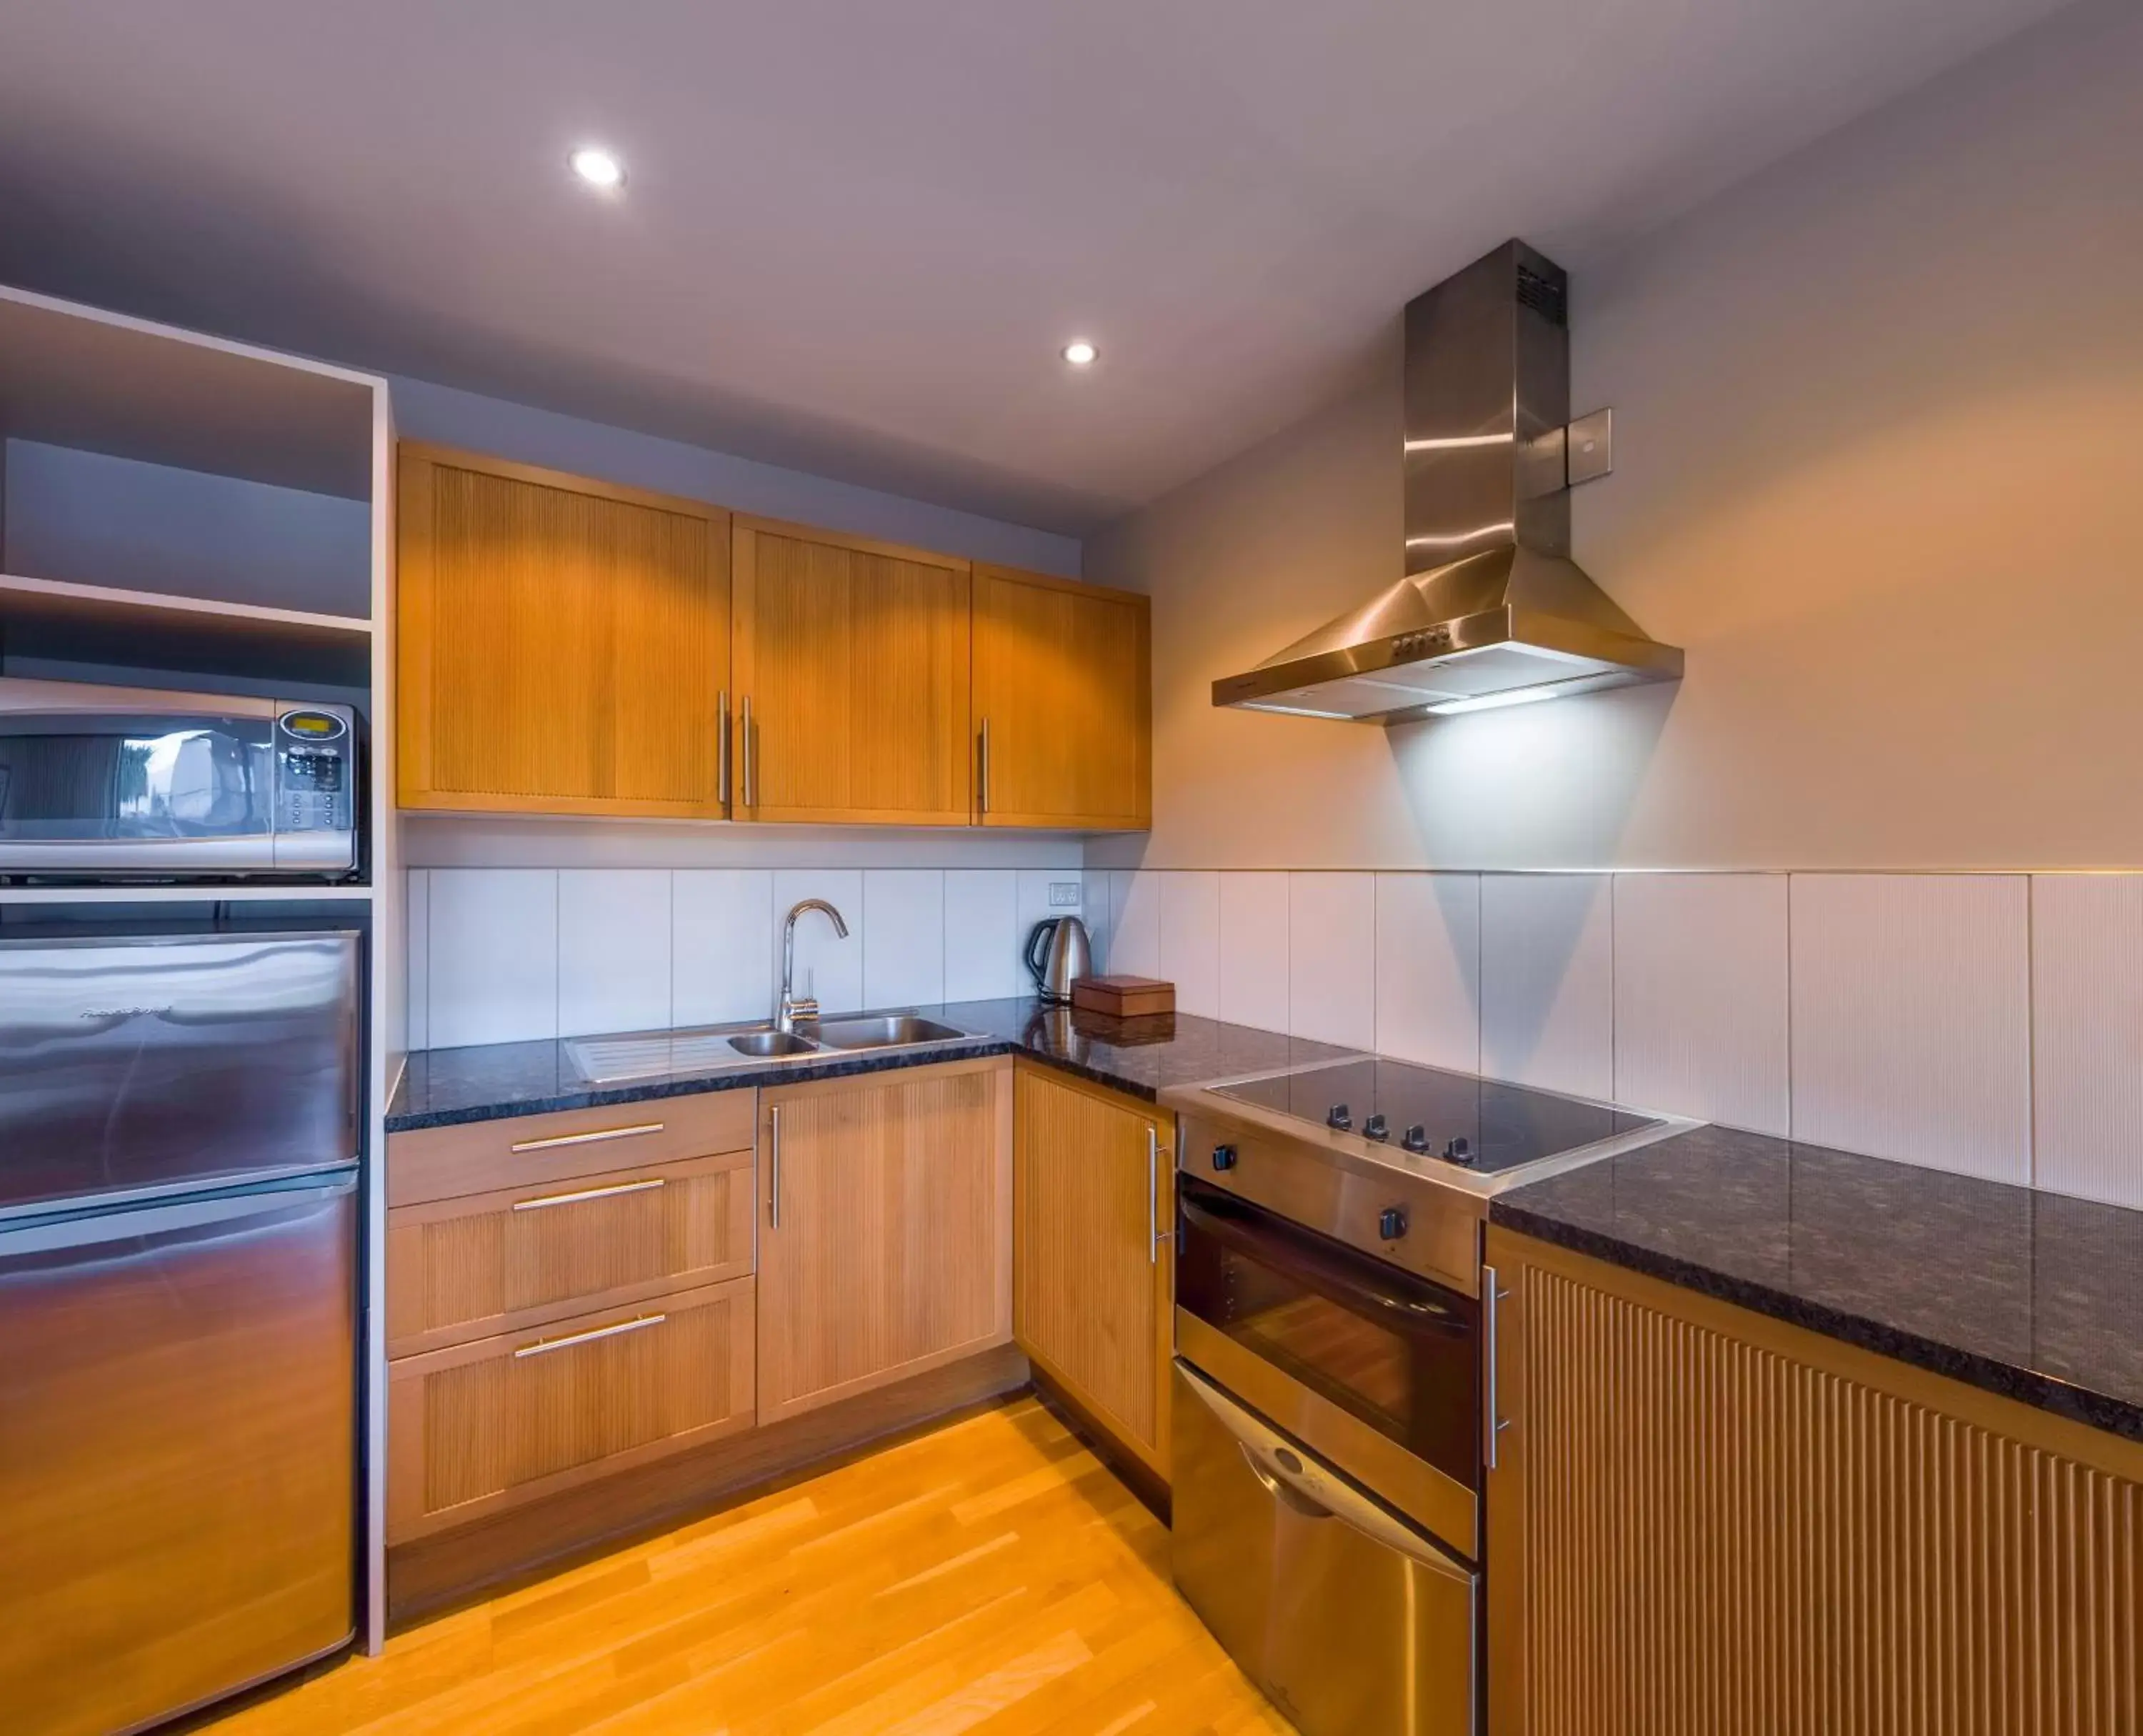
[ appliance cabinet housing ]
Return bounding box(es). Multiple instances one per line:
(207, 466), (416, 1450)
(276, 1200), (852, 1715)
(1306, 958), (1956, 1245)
(1011, 1062), (1175, 1482)
(1484, 1226), (2143, 1736)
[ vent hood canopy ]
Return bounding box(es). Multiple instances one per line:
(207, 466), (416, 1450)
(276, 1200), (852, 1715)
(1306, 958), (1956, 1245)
(1214, 240), (1682, 724)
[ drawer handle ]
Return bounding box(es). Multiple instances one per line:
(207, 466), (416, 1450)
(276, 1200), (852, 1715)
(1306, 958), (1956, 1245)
(509, 1121), (664, 1154)
(511, 1177), (666, 1212)
(513, 1313), (667, 1359)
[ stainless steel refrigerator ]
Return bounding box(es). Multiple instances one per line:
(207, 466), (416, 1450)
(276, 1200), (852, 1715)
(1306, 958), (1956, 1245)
(0, 927), (361, 1736)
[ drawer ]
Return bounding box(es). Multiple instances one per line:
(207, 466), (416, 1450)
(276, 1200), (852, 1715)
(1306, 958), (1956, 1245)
(388, 1089), (756, 1208)
(385, 1147), (757, 1358)
(385, 1275), (756, 1544)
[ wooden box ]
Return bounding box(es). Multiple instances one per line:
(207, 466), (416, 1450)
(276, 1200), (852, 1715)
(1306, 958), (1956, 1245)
(1071, 975), (1176, 1019)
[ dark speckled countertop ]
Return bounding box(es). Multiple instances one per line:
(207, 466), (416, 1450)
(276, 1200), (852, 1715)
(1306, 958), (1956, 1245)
(386, 997), (1357, 1132)
(1492, 1125), (2143, 1445)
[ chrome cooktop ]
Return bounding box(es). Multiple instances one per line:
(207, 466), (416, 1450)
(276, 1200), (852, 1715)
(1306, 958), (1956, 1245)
(1212, 1055), (1662, 1177)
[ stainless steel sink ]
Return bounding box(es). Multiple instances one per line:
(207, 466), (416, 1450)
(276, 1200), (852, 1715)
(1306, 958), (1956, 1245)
(728, 1029), (818, 1058)
(809, 1014), (969, 1050)
(567, 1023), (814, 1083)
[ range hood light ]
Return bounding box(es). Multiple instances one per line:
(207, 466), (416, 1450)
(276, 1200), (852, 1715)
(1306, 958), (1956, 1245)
(1424, 686), (1568, 717)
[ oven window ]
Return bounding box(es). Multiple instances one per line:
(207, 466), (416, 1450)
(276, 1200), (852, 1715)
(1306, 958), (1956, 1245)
(1176, 1177), (1479, 1490)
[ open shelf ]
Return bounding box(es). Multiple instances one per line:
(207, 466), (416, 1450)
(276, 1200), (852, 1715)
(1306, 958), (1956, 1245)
(0, 571), (372, 687)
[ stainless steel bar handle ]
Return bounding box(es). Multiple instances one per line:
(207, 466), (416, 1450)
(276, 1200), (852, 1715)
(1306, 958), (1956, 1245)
(1149, 1124), (1170, 1264)
(513, 1313), (666, 1360)
(1483, 1262), (1512, 1470)
(511, 1177), (666, 1213)
(979, 717), (991, 816)
(741, 695), (755, 809)
(768, 1102), (782, 1229)
(509, 1121), (664, 1154)
(717, 689), (731, 806)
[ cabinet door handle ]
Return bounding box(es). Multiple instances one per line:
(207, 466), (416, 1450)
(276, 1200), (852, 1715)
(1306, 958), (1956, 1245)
(741, 696), (755, 810)
(1483, 1263), (1512, 1470)
(717, 689), (731, 806)
(509, 1121), (664, 1154)
(979, 717), (991, 817)
(768, 1102), (782, 1229)
(1149, 1124), (1173, 1264)
(511, 1177), (666, 1212)
(513, 1313), (666, 1359)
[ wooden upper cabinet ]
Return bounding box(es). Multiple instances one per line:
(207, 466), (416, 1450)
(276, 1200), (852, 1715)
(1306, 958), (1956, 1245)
(397, 444), (731, 817)
(732, 517), (971, 826)
(972, 565), (1150, 831)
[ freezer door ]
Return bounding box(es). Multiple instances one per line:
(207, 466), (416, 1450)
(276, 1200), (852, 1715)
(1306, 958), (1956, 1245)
(0, 1174), (356, 1736)
(0, 929), (359, 1215)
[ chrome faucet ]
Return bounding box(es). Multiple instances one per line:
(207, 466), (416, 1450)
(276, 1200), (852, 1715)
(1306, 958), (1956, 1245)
(778, 899), (850, 1032)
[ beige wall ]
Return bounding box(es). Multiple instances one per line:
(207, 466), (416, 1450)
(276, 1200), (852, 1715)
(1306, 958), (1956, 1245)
(1087, 0), (2143, 872)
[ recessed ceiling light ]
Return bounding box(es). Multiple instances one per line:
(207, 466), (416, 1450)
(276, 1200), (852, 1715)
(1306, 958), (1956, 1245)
(1061, 339), (1098, 367)
(569, 146), (625, 191)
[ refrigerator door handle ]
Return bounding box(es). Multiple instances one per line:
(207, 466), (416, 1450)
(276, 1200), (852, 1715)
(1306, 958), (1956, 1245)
(0, 1172), (357, 1256)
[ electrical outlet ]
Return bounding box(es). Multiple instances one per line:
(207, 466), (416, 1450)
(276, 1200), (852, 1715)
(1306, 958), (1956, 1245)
(1048, 881), (1082, 909)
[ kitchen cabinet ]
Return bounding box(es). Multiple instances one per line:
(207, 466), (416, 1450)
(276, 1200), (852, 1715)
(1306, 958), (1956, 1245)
(973, 564), (1150, 830)
(1484, 1226), (2143, 1735)
(756, 1057), (1014, 1423)
(731, 516), (972, 825)
(398, 444), (732, 818)
(1012, 1063), (1174, 1481)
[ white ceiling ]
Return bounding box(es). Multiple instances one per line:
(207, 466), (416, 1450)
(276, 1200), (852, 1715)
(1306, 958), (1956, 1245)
(0, 0), (2077, 533)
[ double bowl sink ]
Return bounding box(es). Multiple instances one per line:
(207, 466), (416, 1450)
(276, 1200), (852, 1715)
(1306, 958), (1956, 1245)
(568, 1013), (977, 1086)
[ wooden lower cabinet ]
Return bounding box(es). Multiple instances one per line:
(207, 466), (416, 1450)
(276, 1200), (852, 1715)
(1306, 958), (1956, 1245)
(386, 1277), (756, 1544)
(1011, 1064), (1174, 1481)
(1485, 1227), (2143, 1736)
(756, 1057), (1014, 1424)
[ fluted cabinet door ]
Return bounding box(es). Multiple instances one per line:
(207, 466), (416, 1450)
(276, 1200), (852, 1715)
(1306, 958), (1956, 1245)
(398, 444), (731, 817)
(1485, 1227), (2143, 1736)
(732, 517), (971, 826)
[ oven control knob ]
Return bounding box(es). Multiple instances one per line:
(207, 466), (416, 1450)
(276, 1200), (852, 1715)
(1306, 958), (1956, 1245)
(1378, 1206), (1409, 1241)
(1327, 1104), (1352, 1132)
(1211, 1143), (1238, 1172)
(1443, 1136), (1474, 1165)
(1402, 1123), (1429, 1154)
(1363, 1112), (1389, 1142)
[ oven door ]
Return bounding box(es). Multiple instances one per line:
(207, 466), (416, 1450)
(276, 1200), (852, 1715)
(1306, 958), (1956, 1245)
(1173, 1360), (1477, 1736)
(1174, 1174), (1479, 1554)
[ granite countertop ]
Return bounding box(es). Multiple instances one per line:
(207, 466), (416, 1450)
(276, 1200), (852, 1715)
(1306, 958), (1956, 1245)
(1492, 1125), (2143, 1445)
(386, 996), (1358, 1132)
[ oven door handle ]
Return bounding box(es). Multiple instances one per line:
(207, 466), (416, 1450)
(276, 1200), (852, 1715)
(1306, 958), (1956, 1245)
(1180, 1196), (1471, 1336)
(1179, 1362), (1474, 1586)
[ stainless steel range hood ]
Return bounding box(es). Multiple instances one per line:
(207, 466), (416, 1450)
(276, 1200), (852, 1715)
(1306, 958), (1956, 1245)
(1214, 240), (1682, 723)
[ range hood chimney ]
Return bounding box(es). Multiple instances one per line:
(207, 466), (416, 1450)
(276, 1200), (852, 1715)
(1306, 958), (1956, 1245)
(1214, 239), (1682, 723)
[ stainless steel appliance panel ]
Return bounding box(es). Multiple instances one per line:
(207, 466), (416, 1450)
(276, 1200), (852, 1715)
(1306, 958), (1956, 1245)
(0, 930), (361, 1216)
(1172, 1362), (1477, 1736)
(0, 1174), (357, 1736)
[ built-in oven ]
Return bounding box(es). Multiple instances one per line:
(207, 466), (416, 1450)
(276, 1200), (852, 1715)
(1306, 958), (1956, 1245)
(0, 677), (359, 881)
(1172, 1172), (1482, 1736)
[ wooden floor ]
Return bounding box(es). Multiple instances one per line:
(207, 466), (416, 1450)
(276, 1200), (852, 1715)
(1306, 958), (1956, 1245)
(203, 1397), (1294, 1735)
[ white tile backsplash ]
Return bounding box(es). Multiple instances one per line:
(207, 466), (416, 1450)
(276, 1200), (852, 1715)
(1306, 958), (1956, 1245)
(945, 869), (1021, 1001)
(1218, 872), (1290, 1035)
(1160, 872), (1222, 1018)
(1082, 870), (1115, 971)
(1288, 873), (1376, 1050)
(1613, 874), (1789, 1134)
(1480, 874), (1614, 1099)
(2031, 876), (2143, 1207)
(864, 869), (946, 1009)
(404, 869), (431, 1052)
(674, 869), (775, 1025)
(1110, 870), (1163, 979)
(1374, 873), (1481, 1072)
(1789, 874), (2030, 1183)
(426, 868), (559, 1047)
(771, 868), (864, 1016)
(558, 869), (672, 1037)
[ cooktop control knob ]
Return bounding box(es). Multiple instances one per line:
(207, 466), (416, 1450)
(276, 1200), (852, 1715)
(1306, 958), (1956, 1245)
(1378, 1206), (1409, 1241)
(1363, 1113), (1389, 1142)
(1327, 1104), (1352, 1132)
(1443, 1136), (1474, 1165)
(1402, 1123), (1429, 1154)
(1211, 1143), (1238, 1172)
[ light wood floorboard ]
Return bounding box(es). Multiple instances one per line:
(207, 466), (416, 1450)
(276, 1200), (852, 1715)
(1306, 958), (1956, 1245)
(200, 1397), (1294, 1735)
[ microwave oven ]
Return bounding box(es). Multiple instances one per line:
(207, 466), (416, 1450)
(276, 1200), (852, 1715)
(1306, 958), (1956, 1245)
(0, 678), (359, 880)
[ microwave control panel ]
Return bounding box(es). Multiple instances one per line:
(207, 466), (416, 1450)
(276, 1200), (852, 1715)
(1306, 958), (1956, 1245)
(273, 708), (355, 834)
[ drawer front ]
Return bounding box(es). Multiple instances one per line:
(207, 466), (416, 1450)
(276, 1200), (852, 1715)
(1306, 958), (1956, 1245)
(386, 1276), (756, 1543)
(388, 1089), (756, 1208)
(385, 1147), (756, 1358)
